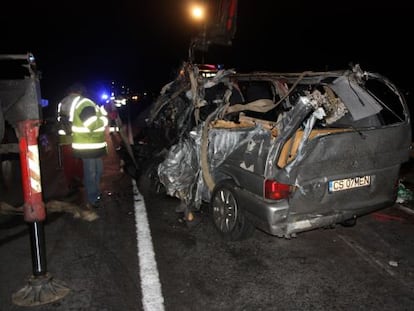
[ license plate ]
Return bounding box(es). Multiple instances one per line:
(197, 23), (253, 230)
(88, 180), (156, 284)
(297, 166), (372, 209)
(329, 175), (371, 192)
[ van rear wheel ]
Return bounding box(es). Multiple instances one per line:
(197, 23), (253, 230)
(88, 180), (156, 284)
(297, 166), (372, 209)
(210, 180), (255, 241)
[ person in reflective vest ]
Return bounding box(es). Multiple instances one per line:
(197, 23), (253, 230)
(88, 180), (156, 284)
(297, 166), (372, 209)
(64, 85), (109, 208)
(57, 90), (84, 191)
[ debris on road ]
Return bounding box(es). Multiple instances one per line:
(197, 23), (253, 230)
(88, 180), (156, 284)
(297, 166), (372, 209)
(1, 200), (98, 222)
(396, 180), (414, 204)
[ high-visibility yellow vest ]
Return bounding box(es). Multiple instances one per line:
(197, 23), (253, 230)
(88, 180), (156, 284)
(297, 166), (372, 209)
(60, 95), (108, 158)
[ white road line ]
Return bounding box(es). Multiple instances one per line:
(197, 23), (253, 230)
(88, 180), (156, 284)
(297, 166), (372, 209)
(396, 204), (414, 216)
(132, 179), (165, 311)
(337, 234), (396, 277)
(338, 233), (411, 289)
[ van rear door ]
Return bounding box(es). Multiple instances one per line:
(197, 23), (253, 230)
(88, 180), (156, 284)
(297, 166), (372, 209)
(271, 72), (411, 219)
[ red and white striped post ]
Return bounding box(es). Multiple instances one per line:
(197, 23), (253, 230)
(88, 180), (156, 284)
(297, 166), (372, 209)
(18, 120), (46, 223)
(12, 119), (70, 307)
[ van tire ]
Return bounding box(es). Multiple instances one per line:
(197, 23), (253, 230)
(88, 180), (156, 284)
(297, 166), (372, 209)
(139, 157), (166, 196)
(210, 180), (255, 241)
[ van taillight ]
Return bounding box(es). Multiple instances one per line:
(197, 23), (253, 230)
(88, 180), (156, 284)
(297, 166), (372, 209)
(264, 179), (291, 200)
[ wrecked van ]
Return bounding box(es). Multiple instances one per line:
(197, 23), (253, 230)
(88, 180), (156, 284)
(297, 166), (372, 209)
(131, 63), (411, 240)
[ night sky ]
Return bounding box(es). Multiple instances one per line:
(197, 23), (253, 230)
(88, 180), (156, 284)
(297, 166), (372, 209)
(1, 1), (413, 105)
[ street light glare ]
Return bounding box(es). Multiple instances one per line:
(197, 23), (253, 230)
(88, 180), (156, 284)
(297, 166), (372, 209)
(190, 4), (205, 21)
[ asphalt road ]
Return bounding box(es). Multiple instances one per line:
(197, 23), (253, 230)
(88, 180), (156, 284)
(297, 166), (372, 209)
(1, 138), (414, 310)
(146, 193), (414, 311)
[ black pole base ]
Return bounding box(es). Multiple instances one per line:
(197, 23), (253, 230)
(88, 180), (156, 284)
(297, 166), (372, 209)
(12, 273), (70, 307)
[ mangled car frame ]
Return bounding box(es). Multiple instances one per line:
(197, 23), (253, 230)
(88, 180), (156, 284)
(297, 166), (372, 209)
(137, 63), (411, 241)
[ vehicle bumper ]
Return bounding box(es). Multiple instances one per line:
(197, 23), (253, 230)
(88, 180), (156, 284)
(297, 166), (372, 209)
(234, 187), (289, 237)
